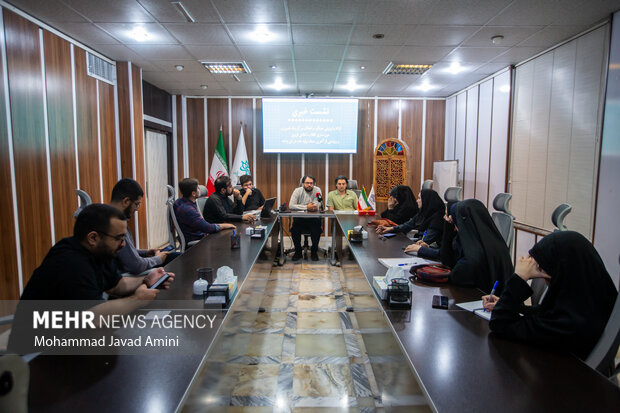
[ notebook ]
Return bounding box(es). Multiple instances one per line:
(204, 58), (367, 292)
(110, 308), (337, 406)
(455, 300), (492, 321)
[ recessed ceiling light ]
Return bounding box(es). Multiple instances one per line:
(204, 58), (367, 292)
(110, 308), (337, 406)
(372, 33), (385, 39)
(270, 77), (287, 91)
(250, 25), (274, 43)
(446, 62), (464, 74)
(201, 84), (208, 89)
(384, 62), (433, 75)
(129, 26), (150, 42)
(491, 35), (504, 45)
(342, 79), (361, 91)
(270, 64), (277, 69)
(201, 61), (251, 74)
(175, 65), (184, 71)
(360, 66), (366, 70)
(416, 81), (435, 92)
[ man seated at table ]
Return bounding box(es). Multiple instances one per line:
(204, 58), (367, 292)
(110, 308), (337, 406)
(326, 175), (357, 211)
(110, 178), (179, 274)
(174, 178), (235, 243)
(8, 204), (174, 353)
(203, 176), (256, 224)
(289, 175), (323, 261)
(239, 174), (265, 211)
(326, 175), (357, 260)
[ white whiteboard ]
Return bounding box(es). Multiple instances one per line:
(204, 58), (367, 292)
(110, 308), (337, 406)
(433, 160), (458, 201)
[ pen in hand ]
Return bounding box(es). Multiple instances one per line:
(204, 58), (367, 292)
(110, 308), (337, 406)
(485, 280), (499, 312)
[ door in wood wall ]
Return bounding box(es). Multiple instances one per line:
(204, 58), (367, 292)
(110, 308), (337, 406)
(145, 130), (169, 248)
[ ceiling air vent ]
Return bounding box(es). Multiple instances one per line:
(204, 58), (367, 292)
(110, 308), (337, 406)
(86, 52), (116, 84)
(383, 62), (432, 75)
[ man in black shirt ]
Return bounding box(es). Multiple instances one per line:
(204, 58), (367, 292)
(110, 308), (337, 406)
(203, 176), (256, 223)
(239, 174), (265, 211)
(8, 204), (174, 353)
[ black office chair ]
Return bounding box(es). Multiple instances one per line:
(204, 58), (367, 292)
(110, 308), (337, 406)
(73, 189), (92, 218)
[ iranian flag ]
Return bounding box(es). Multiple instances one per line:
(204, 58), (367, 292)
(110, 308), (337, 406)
(358, 185), (377, 211)
(207, 127), (228, 195)
(230, 128), (251, 186)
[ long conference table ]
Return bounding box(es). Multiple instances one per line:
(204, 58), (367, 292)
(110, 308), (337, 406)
(26, 213), (620, 412)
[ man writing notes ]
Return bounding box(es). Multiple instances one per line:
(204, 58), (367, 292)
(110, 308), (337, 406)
(289, 175), (323, 261)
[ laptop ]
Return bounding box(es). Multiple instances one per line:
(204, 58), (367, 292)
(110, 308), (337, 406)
(261, 197), (276, 218)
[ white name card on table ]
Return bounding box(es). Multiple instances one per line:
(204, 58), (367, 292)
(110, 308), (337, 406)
(378, 257), (439, 269)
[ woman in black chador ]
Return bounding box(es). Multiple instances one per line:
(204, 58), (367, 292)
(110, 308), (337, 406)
(412, 199), (512, 293)
(380, 185), (419, 225)
(485, 231), (617, 360)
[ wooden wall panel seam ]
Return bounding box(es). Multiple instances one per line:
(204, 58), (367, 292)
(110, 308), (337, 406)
(0, 8), (22, 297)
(96, 81), (104, 202)
(38, 28), (55, 244)
(114, 75), (121, 181)
(252, 98), (256, 184)
(420, 100), (427, 188)
(204, 98), (208, 184)
(70, 44), (80, 190)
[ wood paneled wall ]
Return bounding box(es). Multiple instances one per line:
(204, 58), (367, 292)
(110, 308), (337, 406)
(0, 9), (119, 299)
(116, 62), (147, 249)
(176, 97), (446, 224)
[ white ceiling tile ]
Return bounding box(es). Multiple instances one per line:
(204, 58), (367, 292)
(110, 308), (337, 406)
(340, 60), (390, 73)
(246, 60), (295, 72)
(445, 47), (510, 63)
(163, 24), (232, 45)
(143, 0), (220, 23)
(349, 25), (412, 46)
(129, 58), (160, 71)
(335, 72), (381, 84)
(211, 0), (287, 23)
(62, 0), (154, 23)
(487, 0), (579, 26)
(294, 45), (345, 60)
(292, 25), (352, 45)
(424, 0), (513, 25)
(396, 46), (453, 63)
(219, 81), (263, 92)
(294, 60), (341, 73)
(297, 82), (335, 93)
(296, 72), (336, 83)
(8, 0), (88, 22)
(128, 44), (194, 60)
(253, 72), (296, 84)
(517, 25), (587, 47)
(345, 45), (401, 61)
(472, 63), (510, 75)
(404, 25), (478, 47)
(359, 0), (437, 25)
(58, 23), (120, 45)
(227, 24), (290, 45)
(288, 0), (364, 24)
(93, 44), (144, 61)
(149, 60), (209, 73)
(184, 45), (243, 61)
(488, 46), (546, 64)
(97, 23), (178, 44)
(463, 26), (544, 47)
(238, 45), (292, 61)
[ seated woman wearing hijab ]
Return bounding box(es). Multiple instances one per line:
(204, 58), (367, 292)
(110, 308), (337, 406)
(377, 189), (445, 245)
(406, 199), (513, 294)
(482, 231), (617, 360)
(380, 185), (419, 225)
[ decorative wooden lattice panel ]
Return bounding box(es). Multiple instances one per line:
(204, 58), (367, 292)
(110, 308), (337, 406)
(373, 139), (408, 202)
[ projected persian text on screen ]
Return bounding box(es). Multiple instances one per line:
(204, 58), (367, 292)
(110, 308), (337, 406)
(262, 98), (359, 153)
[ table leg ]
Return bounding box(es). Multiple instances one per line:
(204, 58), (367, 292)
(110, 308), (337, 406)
(278, 215), (285, 266)
(330, 218), (337, 266)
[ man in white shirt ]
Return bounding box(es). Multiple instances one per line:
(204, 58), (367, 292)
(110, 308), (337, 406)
(288, 175), (323, 261)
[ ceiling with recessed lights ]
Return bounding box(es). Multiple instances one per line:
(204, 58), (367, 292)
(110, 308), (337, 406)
(6, 0), (619, 97)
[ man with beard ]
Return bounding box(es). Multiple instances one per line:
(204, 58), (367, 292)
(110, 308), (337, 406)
(289, 175), (323, 261)
(8, 204), (174, 352)
(203, 176), (256, 224)
(109, 178), (179, 274)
